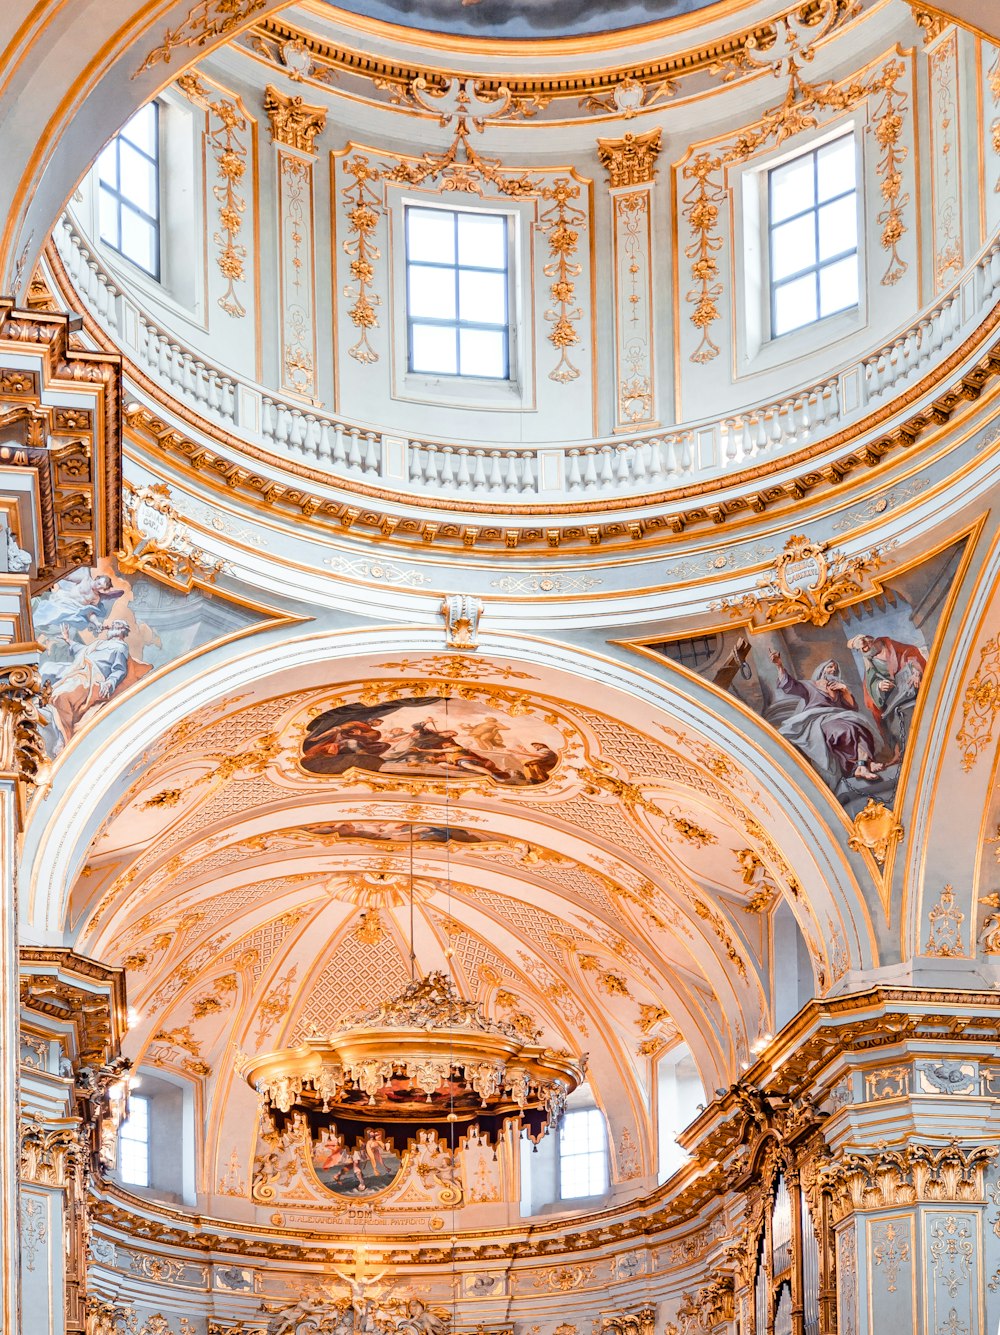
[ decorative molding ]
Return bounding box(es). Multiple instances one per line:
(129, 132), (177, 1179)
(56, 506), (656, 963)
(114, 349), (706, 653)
(583, 78), (675, 119)
(848, 799), (903, 867)
(596, 129), (662, 188)
(925, 885), (965, 957)
(539, 179), (587, 384)
(240, 1), (863, 121)
(871, 1220), (910, 1291)
(979, 893), (1000, 953)
(956, 635), (1000, 771)
(20, 1118), (85, 1187)
(617, 1128), (642, 1180)
(908, 5), (949, 43)
(680, 153), (725, 365)
(826, 1143), (996, 1222)
(928, 31), (963, 291)
(600, 1308), (655, 1335)
(0, 665), (47, 785)
(712, 534), (890, 628)
(135, 0), (266, 76)
(340, 155), (384, 365)
(176, 75), (251, 318)
(263, 84), (326, 154)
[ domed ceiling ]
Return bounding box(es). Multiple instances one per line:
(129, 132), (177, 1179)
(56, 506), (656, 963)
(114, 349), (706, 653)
(325, 0), (725, 39)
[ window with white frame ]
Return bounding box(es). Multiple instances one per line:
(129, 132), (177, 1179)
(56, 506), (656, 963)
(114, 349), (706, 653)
(118, 1093), (150, 1187)
(97, 103), (161, 279)
(558, 1107), (608, 1199)
(405, 205), (510, 379)
(767, 133), (858, 339)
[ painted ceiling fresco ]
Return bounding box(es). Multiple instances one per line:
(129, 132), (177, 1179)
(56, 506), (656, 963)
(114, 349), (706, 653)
(647, 542), (965, 817)
(32, 559), (266, 757)
(300, 695), (562, 785)
(328, 0), (720, 39)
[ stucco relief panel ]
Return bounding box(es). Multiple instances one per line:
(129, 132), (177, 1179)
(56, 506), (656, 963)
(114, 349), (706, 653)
(867, 1215), (915, 1329)
(924, 1210), (981, 1335)
(927, 30), (964, 292)
(278, 150), (318, 399)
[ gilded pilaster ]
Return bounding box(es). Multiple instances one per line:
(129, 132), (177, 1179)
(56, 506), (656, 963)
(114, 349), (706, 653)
(597, 130), (661, 432)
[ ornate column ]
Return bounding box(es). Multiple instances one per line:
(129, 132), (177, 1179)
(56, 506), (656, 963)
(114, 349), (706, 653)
(596, 130), (661, 433)
(826, 1143), (995, 1335)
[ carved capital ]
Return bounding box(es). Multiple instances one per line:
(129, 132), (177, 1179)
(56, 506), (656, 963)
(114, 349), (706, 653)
(597, 128), (662, 187)
(824, 1142), (996, 1222)
(908, 3), (949, 43)
(20, 1114), (87, 1187)
(264, 84), (327, 154)
(0, 663), (47, 783)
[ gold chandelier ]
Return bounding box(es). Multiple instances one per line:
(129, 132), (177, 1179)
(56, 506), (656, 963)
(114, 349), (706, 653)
(243, 971), (585, 1145)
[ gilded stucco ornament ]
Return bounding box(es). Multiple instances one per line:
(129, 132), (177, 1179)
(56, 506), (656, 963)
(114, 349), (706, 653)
(0, 664), (47, 786)
(175, 75), (251, 317)
(264, 85), (327, 154)
(441, 594), (483, 649)
(596, 129), (662, 189)
(848, 798), (903, 867)
(956, 634), (1000, 771)
(925, 885), (965, 957)
(118, 481), (226, 589)
(713, 534), (891, 628)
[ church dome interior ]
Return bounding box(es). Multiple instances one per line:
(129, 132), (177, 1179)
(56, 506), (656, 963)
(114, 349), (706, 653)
(5, 0), (1000, 1333)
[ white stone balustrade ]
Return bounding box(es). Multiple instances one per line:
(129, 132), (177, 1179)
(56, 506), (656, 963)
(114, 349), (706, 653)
(53, 214), (1000, 505)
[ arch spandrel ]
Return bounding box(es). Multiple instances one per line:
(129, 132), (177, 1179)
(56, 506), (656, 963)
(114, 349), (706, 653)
(903, 522), (1000, 971)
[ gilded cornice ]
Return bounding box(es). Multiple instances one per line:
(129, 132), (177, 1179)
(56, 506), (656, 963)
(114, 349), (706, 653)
(20, 947), (128, 1065)
(241, 1), (867, 122)
(0, 300), (122, 569)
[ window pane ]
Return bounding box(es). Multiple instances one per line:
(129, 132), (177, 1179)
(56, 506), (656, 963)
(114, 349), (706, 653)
(121, 210), (157, 274)
(98, 187), (120, 249)
(119, 1095), (149, 1188)
(121, 104), (157, 158)
(817, 195), (856, 261)
(771, 213), (816, 281)
(411, 322), (458, 375)
(97, 144), (118, 189)
(459, 327), (506, 378)
(817, 135), (855, 202)
(458, 269), (506, 324)
(407, 209), (455, 264)
(770, 154), (815, 224)
(819, 254), (859, 318)
(409, 265), (456, 321)
(458, 212), (506, 269)
(773, 272), (818, 336)
(120, 141), (157, 217)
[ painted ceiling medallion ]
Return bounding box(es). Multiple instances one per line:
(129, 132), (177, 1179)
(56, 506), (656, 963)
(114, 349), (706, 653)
(242, 971), (586, 1154)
